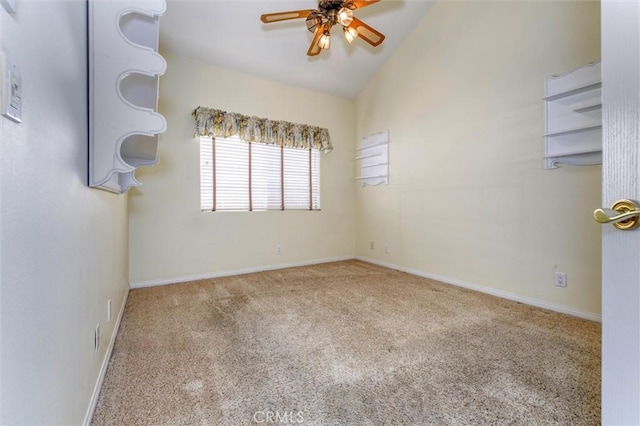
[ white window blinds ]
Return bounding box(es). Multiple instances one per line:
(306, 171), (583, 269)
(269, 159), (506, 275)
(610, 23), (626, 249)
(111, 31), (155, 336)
(200, 136), (320, 211)
(251, 143), (282, 210)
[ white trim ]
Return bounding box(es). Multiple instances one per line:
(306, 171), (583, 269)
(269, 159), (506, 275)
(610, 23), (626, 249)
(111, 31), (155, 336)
(129, 256), (354, 289)
(355, 256), (601, 322)
(129, 254), (601, 322)
(83, 288), (130, 426)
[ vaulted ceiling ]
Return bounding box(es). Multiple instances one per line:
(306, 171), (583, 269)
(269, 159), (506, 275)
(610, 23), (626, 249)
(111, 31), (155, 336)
(160, 0), (436, 99)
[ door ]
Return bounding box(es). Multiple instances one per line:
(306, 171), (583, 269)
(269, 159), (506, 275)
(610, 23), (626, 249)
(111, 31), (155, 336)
(601, 1), (640, 423)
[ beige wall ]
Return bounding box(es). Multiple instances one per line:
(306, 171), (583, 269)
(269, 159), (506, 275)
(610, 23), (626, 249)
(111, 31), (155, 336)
(355, 1), (602, 317)
(132, 2), (601, 318)
(129, 53), (356, 285)
(1, 1), (129, 424)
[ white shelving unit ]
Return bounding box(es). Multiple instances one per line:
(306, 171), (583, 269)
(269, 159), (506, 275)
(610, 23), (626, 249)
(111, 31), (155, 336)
(356, 130), (389, 186)
(544, 61), (602, 169)
(89, 0), (167, 193)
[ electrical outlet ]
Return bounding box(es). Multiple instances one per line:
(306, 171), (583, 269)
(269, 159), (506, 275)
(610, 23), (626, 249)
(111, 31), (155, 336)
(276, 244), (282, 255)
(94, 324), (100, 352)
(370, 241), (374, 250)
(384, 243), (390, 254)
(554, 272), (567, 288)
(107, 299), (112, 322)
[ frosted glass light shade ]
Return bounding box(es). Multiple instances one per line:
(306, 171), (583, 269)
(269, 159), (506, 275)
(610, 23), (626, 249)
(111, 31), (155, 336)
(343, 26), (358, 43)
(318, 32), (331, 49)
(305, 12), (322, 33)
(337, 7), (353, 26)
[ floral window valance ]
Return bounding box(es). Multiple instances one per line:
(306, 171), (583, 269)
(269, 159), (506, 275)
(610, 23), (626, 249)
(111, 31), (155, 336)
(192, 106), (333, 154)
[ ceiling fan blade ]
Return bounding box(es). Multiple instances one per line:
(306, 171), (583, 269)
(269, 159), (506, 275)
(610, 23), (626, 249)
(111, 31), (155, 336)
(307, 24), (325, 56)
(261, 10), (312, 23)
(348, 17), (385, 47)
(350, 0), (381, 9)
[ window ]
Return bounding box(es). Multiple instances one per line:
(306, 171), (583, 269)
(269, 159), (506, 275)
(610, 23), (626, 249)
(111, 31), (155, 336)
(200, 136), (321, 211)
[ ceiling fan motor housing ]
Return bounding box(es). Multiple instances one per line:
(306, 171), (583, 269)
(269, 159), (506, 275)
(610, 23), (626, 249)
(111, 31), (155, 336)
(319, 0), (349, 12)
(308, 1), (356, 32)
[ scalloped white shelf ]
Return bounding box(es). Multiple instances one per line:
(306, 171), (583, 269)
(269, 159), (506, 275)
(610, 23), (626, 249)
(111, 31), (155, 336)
(543, 82), (601, 101)
(544, 124), (602, 137)
(356, 131), (389, 186)
(544, 147), (602, 158)
(573, 101), (602, 113)
(89, 0), (167, 193)
(544, 61), (602, 169)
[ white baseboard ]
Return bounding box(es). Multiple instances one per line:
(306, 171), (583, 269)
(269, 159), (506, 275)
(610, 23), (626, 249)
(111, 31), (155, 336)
(129, 255), (355, 289)
(356, 256), (601, 322)
(129, 254), (600, 322)
(83, 287), (130, 426)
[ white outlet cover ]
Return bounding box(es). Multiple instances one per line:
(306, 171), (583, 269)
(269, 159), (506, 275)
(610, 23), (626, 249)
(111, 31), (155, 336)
(554, 272), (567, 287)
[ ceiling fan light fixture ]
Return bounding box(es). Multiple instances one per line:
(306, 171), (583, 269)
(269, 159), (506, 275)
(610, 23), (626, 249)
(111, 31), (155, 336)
(261, 0), (386, 57)
(343, 26), (358, 43)
(337, 7), (353, 26)
(318, 31), (331, 49)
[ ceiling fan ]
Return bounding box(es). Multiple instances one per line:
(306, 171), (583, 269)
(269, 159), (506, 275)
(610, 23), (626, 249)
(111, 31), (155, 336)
(260, 0), (386, 56)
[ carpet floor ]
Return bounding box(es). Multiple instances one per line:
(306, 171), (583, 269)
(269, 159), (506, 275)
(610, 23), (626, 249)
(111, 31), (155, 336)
(92, 260), (600, 425)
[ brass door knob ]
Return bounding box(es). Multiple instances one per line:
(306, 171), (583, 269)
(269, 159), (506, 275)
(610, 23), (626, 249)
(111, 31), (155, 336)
(594, 199), (640, 230)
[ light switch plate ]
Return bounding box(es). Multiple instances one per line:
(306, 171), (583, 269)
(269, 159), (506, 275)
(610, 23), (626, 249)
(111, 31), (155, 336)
(0, 52), (22, 123)
(1, 0), (16, 14)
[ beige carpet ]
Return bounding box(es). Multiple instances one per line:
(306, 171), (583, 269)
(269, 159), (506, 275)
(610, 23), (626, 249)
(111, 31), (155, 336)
(92, 260), (600, 425)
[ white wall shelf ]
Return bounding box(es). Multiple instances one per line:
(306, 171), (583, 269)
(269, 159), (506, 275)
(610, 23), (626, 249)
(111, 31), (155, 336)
(543, 82), (601, 101)
(544, 124), (603, 138)
(573, 101), (602, 113)
(355, 175), (388, 180)
(360, 162), (389, 169)
(89, 0), (167, 193)
(356, 130), (389, 186)
(544, 147), (602, 158)
(355, 141), (388, 150)
(356, 153), (380, 160)
(544, 61), (601, 169)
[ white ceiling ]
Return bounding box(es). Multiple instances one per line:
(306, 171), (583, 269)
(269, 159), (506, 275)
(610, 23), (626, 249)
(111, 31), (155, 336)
(160, 0), (436, 99)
